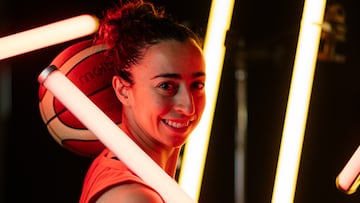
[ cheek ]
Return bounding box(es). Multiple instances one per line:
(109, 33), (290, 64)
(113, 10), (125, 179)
(143, 92), (172, 113)
(195, 96), (206, 114)
(154, 97), (173, 114)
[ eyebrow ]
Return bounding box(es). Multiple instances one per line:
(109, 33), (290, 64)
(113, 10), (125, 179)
(151, 72), (206, 79)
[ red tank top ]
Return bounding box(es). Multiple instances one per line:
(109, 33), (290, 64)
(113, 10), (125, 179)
(79, 148), (162, 203)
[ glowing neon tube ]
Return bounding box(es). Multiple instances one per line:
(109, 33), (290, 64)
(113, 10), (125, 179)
(271, 0), (327, 202)
(0, 14), (99, 60)
(38, 66), (195, 203)
(336, 145), (360, 194)
(179, 0), (235, 201)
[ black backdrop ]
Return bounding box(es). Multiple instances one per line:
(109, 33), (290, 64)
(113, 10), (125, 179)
(1, 0), (359, 202)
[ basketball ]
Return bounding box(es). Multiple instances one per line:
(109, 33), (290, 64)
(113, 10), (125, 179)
(38, 39), (122, 157)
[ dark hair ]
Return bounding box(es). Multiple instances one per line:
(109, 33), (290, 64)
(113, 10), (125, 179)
(95, 0), (202, 83)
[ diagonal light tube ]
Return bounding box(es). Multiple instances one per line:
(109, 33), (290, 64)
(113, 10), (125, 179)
(178, 0), (235, 201)
(271, 0), (327, 202)
(38, 66), (195, 203)
(0, 14), (99, 60)
(336, 145), (360, 195)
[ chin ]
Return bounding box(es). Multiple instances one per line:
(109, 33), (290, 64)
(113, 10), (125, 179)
(168, 135), (189, 148)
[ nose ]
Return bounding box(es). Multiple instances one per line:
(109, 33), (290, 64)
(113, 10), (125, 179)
(174, 86), (195, 116)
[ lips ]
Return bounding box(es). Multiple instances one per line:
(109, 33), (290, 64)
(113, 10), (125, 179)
(163, 119), (193, 129)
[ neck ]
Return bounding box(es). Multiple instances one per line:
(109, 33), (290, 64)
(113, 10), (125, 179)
(163, 147), (181, 177)
(119, 122), (181, 178)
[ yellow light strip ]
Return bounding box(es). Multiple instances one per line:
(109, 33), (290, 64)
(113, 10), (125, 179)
(178, 0), (235, 201)
(0, 14), (99, 60)
(271, 1), (327, 203)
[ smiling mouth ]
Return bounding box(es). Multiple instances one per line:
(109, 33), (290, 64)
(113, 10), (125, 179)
(163, 119), (193, 129)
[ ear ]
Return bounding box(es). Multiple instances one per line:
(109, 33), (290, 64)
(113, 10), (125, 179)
(112, 76), (131, 105)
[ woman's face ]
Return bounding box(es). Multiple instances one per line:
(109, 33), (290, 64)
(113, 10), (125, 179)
(120, 39), (206, 149)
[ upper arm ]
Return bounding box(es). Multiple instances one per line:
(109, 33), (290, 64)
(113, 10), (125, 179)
(96, 183), (164, 203)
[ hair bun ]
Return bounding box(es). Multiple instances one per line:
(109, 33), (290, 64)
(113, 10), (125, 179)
(97, 1), (165, 47)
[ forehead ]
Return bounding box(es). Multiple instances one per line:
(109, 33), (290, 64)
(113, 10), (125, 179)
(133, 39), (206, 78)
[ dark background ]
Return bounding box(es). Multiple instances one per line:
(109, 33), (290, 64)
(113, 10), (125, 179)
(0, 0), (359, 202)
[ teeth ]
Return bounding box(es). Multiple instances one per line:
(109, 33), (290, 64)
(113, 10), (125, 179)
(164, 120), (190, 128)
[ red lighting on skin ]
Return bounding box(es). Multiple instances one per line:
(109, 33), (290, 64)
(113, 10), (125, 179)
(38, 66), (195, 203)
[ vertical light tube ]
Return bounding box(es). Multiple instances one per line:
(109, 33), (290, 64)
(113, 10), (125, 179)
(0, 14), (99, 60)
(178, 0), (235, 201)
(271, 0), (327, 203)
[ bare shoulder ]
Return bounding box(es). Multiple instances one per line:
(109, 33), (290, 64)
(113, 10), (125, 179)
(96, 183), (164, 203)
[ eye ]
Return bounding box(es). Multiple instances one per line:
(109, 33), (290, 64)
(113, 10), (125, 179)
(157, 81), (178, 95)
(191, 81), (205, 94)
(191, 81), (205, 91)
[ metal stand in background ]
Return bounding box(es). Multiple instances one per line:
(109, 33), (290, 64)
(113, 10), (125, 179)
(0, 63), (11, 203)
(234, 39), (248, 203)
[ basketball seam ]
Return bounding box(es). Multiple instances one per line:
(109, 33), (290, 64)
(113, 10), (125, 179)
(46, 43), (109, 129)
(46, 83), (115, 128)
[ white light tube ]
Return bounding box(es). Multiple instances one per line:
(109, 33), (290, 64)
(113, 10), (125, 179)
(336, 145), (360, 194)
(0, 14), (99, 60)
(271, 1), (327, 203)
(38, 66), (195, 203)
(178, 0), (235, 201)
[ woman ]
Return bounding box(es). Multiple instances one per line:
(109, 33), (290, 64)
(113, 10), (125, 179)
(79, 0), (206, 202)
